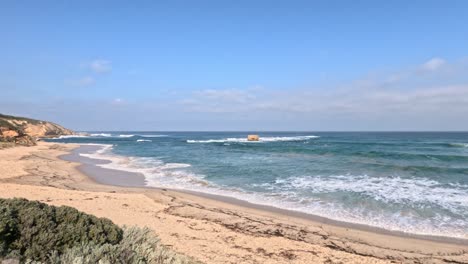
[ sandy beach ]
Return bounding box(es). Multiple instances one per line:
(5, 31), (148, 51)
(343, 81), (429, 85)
(1, 142), (467, 264)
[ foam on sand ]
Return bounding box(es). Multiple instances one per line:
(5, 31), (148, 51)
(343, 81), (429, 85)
(78, 145), (207, 190)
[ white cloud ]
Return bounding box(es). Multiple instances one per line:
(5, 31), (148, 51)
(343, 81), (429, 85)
(179, 58), (468, 119)
(111, 98), (126, 105)
(181, 88), (260, 113)
(195, 89), (256, 103)
(180, 84), (468, 119)
(89, 59), (112, 74)
(421, 57), (446, 71)
(68, 59), (111, 87)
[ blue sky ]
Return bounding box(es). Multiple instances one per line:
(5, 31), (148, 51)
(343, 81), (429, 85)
(1, 0), (468, 131)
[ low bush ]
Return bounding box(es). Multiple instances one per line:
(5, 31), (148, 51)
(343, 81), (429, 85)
(50, 226), (196, 264)
(0, 198), (198, 264)
(0, 198), (123, 262)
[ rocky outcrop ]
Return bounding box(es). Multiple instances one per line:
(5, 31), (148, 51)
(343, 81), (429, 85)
(247, 135), (259, 141)
(0, 126), (36, 147)
(0, 114), (74, 147)
(23, 121), (74, 138)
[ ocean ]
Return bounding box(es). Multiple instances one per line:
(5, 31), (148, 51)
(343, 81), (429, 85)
(47, 132), (468, 238)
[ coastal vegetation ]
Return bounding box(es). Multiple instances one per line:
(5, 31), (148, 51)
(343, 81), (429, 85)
(0, 198), (199, 264)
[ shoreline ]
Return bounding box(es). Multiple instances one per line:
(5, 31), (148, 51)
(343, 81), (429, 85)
(1, 142), (467, 263)
(63, 144), (468, 245)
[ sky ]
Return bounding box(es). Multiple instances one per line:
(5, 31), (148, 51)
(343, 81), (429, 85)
(1, 0), (468, 131)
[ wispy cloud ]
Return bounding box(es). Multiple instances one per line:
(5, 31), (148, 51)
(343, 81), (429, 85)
(178, 58), (468, 120)
(111, 98), (126, 105)
(89, 59), (112, 74)
(180, 87), (260, 112)
(420, 57), (446, 72)
(68, 59), (112, 87)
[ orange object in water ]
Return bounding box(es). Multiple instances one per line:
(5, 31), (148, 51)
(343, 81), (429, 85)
(247, 135), (259, 141)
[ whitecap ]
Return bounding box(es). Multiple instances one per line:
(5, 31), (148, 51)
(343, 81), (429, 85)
(119, 134), (135, 138)
(50, 135), (90, 139)
(266, 174), (468, 215)
(449, 143), (468, 148)
(187, 135), (319, 143)
(138, 134), (168, 138)
(90, 133), (113, 137)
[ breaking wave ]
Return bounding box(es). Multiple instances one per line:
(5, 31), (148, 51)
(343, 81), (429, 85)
(52, 133), (168, 139)
(90, 133), (113, 137)
(449, 143), (468, 148)
(139, 134), (168, 137)
(187, 135), (319, 143)
(258, 175), (468, 215)
(119, 134), (135, 138)
(78, 145), (209, 190)
(136, 139), (152, 142)
(52, 135), (90, 139)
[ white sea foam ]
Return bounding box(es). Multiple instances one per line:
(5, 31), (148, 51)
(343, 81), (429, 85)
(92, 134), (134, 138)
(54, 133), (143, 139)
(136, 139), (152, 142)
(119, 134), (135, 138)
(187, 135), (319, 143)
(90, 133), (113, 137)
(139, 134), (168, 137)
(50, 133), (168, 140)
(52, 135), (90, 139)
(79, 143), (114, 155)
(160, 163), (191, 169)
(450, 143), (468, 148)
(247, 175), (468, 237)
(265, 175), (468, 215)
(79, 145), (205, 191)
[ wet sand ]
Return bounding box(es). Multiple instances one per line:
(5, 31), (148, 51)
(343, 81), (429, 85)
(1, 142), (467, 263)
(61, 145), (147, 187)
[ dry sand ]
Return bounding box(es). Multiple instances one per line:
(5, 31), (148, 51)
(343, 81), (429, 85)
(0, 142), (467, 264)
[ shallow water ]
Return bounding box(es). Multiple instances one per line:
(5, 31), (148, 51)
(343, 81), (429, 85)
(47, 132), (468, 238)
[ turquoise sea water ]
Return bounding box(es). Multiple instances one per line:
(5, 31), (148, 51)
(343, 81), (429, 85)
(48, 132), (468, 238)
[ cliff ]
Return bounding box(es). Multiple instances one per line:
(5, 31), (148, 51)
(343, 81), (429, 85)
(0, 114), (74, 147)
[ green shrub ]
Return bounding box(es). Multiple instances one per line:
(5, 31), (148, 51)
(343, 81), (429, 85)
(0, 114), (42, 125)
(50, 227), (197, 264)
(0, 206), (19, 256)
(0, 198), (123, 262)
(0, 198), (200, 264)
